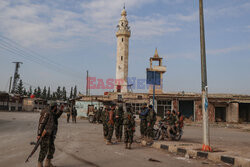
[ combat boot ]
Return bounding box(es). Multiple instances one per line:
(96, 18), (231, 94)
(45, 159), (55, 167)
(125, 143), (128, 149)
(106, 141), (112, 145)
(140, 135), (144, 139)
(38, 161), (43, 167)
(128, 143), (132, 149)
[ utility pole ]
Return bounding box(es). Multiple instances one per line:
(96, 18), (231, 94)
(86, 70), (89, 96)
(8, 76), (12, 93)
(199, 0), (211, 152)
(11, 62), (23, 94)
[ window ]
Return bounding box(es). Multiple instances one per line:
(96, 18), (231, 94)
(122, 38), (123, 42)
(121, 56), (123, 61)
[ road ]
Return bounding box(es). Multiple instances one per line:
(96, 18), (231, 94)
(0, 112), (231, 167)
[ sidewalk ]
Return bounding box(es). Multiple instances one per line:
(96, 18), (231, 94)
(185, 122), (250, 132)
(140, 124), (250, 167)
(141, 140), (250, 167)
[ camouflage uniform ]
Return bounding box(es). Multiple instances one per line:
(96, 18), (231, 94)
(66, 107), (70, 123)
(96, 107), (102, 123)
(72, 107), (77, 123)
(107, 107), (115, 143)
(102, 107), (109, 139)
(139, 106), (148, 138)
(115, 105), (124, 141)
(166, 112), (178, 138)
(38, 105), (63, 163)
(123, 107), (135, 149)
(146, 106), (156, 140)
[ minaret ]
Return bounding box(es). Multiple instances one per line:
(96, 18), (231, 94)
(147, 48), (166, 94)
(115, 6), (131, 93)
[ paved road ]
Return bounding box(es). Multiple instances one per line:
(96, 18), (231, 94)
(0, 112), (230, 167)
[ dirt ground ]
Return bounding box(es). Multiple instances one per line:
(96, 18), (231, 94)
(0, 112), (234, 167)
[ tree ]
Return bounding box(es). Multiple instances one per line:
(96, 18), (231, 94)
(52, 92), (56, 100)
(47, 87), (51, 100)
(28, 86), (33, 96)
(62, 86), (67, 101)
(23, 88), (27, 96)
(37, 86), (41, 98)
(70, 87), (73, 99)
(56, 86), (61, 100)
(33, 88), (37, 97)
(73, 85), (77, 98)
(16, 79), (24, 95)
(42, 86), (47, 99)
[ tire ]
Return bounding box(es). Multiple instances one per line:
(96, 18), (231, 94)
(174, 130), (183, 141)
(153, 129), (161, 140)
(88, 116), (94, 123)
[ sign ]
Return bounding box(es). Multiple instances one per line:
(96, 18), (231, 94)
(146, 71), (161, 85)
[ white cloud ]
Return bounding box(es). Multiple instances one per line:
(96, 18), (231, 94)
(131, 15), (181, 38)
(207, 44), (250, 55)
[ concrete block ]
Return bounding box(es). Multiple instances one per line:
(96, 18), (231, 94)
(235, 157), (250, 167)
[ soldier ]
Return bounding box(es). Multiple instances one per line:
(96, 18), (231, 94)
(146, 105), (156, 143)
(139, 103), (149, 139)
(66, 105), (71, 123)
(123, 106), (135, 149)
(96, 107), (103, 123)
(106, 103), (116, 145)
(37, 102), (64, 167)
(115, 104), (124, 142)
(72, 106), (77, 123)
(166, 110), (178, 140)
(102, 105), (109, 140)
(93, 107), (98, 123)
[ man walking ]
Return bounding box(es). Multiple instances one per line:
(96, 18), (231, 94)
(37, 102), (64, 167)
(115, 104), (124, 142)
(72, 106), (77, 123)
(66, 105), (71, 123)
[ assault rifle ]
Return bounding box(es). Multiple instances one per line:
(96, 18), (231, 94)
(25, 130), (47, 163)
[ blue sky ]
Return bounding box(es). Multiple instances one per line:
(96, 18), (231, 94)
(0, 0), (250, 95)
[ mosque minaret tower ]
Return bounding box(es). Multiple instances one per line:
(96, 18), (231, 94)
(115, 6), (131, 93)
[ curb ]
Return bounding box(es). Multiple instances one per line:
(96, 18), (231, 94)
(141, 141), (250, 167)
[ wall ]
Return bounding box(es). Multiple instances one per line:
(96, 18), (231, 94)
(75, 101), (103, 117)
(226, 103), (239, 123)
(194, 100), (215, 122)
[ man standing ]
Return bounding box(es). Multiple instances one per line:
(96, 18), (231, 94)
(102, 105), (109, 141)
(106, 103), (115, 145)
(115, 104), (124, 142)
(37, 102), (64, 167)
(66, 105), (71, 123)
(139, 103), (148, 139)
(97, 107), (103, 123)
(146, 105), (156, 143)
(123, 106), (135, 149)
(72, 106), (77, 123)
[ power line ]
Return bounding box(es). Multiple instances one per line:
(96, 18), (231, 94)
(0, 43), (82, 79)
(0, 35), (77, 72)
(0, 35), (83, 79)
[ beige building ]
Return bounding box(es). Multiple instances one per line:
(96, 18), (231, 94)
(115, 7), (131, 93)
